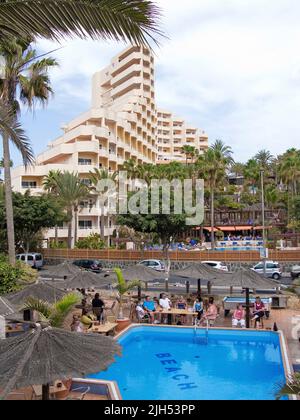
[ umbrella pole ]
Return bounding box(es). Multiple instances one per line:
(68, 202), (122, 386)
(197, 279), (201, 299)
(42, 384), (50, 400)
(245, 288), (250, 329)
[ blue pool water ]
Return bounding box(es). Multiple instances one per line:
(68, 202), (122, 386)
(89, 326), (286, 400)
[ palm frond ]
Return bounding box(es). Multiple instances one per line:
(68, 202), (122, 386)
(50, 293), (79, 328)
(0, 0), (163, 47)
(276, 373), (300, 400)
(22, 297), (52, 320)
(114, 268), (140, 295)
(0, 102), (34, 166)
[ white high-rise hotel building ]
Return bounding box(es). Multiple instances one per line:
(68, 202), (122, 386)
(12, 46), (208, 244)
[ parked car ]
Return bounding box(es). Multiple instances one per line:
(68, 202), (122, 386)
(16, 253), (43, 269)
(251, 261), (282, 280)
(291, 265), (300, 279)
(137, 260), (166, 272)
(73, 259), (103, 273)
(202, 261), (229, 272)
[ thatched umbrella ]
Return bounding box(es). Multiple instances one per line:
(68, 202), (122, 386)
(170, 263), (222, 281)
(0, 297), (17, 317)
(4, 282), (66, 307)
(209, 268), (278, 290)
(54, 270), (110, 289)
(117, 265), (167, 282)
(41, 261), (80, 279)
(0, 325), (121, 400)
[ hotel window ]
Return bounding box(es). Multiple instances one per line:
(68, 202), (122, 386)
(78, 158), (92, 166)
(22, 181), (37, 189)
(79, 220), (92, 230)
(80, 178), (92, 186)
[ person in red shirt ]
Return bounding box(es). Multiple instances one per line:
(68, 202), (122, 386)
(251, 297), (265, 328)
(232, 304), (246, 328)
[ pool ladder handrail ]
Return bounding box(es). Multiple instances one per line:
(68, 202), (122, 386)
(193, 319), (209, 344)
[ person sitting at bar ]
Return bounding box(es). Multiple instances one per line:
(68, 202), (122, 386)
(159, 293), (172, 324)
(251, 297), (265, 328)
(232, 304), (246, 328)
(176, 296), (187, 325)
(92, 293), (105, 323)
(193, 298), (204, 325)
(143, 296), (156, 323)
(70, 315), (84, 333)
(80, 309), (94, 330)
(136, 301), (150, 323)
(201, 297), (218, 327)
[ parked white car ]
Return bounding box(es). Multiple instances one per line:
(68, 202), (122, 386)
(291, 265), (300, 279)
(16, 253), (43, 269)
(137, 260), (166, 272)
(251, 261), (282, 280)
(202, 261), (229, 272)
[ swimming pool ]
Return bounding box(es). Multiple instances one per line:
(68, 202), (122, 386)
(89, 326), (288, 400)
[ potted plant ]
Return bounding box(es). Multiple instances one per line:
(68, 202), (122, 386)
(114, 268), (141, 330)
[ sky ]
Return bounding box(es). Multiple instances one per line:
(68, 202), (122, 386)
(5, 0), (300, 166)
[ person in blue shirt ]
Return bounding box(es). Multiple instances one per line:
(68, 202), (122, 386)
(143, 296), (156, 323)
(193, 298), (204, 325)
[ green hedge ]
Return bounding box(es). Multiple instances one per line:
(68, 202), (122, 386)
(0, 255), (38, 294)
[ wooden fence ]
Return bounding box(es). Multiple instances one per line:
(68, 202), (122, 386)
(42, 248), (300, 263)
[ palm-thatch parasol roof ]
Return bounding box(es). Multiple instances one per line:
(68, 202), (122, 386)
(41, 261), (81, 279)
(105, 265), (167, 283)
(0, 325), (121, 400)
(172, 263), (278, 290)
(170, 263), (223, 281)
(0, 297), (17, 317)
(53, 270), (110, 289)
(4, 282), (66, 307)
(210, 267), (279, 290)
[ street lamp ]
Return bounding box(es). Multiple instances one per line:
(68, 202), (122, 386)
(260, 169), (267, 277)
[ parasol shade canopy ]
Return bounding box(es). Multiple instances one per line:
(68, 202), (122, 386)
(0, 325), (121, 399)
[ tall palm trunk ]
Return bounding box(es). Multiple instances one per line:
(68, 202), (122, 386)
(67, 208), (73, 249)
(210, 186), (215, 250)
(74, 207), (78, 246)
(54, 225), (58, 247)
(2, 133), (15, 264)
(100, 212), (105, 240)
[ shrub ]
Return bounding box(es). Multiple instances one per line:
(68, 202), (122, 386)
(0, 256), (38, 294)
(75, 233), (105, 250)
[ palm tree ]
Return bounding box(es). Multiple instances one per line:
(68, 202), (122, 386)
(276, 373), (300, 400)
(278, 148), (300, 197)
(43, 170), (62, 246)
(52, 172), (90, 248)
(0, 0), (162, 47)
(198, 140), (233, 249)
(182, 145), (197, 166)
(121, 158), (140, 190)
(114, 268), (141, 320)
(23, 293), (79, 328)
(255, 149), (274, 171)
(0, 1), (162, 264)
(89, 168), (118, 241)
(243, 159), (261, 196)
(0, 38), (58, 264)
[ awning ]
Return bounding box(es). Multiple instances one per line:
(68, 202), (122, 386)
(203, 227), (219, 232)
(234, 225), (253, 231)
(216, 226), (253, 232)
(216, 226), (236, 232)
(253, 226), (272, 230)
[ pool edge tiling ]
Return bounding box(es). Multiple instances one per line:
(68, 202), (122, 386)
(90, 325), (293, 401)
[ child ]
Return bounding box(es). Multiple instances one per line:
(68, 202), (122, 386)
(193, 298), (204, 325)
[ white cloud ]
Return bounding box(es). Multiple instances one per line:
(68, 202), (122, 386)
(31, 0), (300, 162)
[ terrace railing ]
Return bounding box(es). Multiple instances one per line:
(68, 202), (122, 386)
(42, 248), (300, 263)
